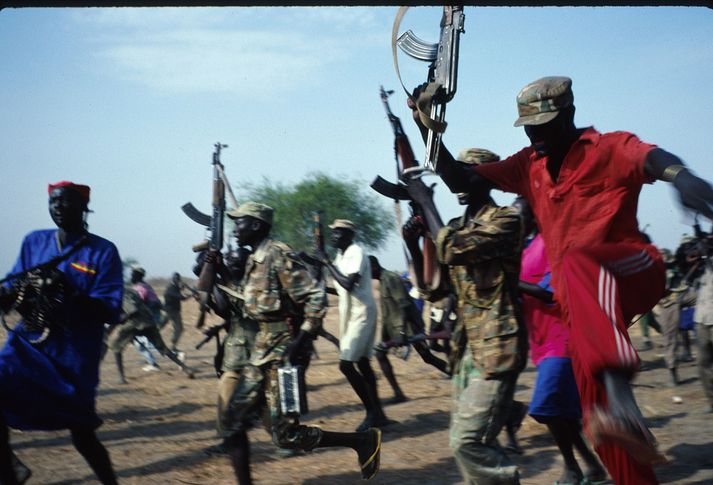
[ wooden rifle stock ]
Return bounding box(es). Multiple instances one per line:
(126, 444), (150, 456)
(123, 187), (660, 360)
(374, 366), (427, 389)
(313, 211), (325, 253)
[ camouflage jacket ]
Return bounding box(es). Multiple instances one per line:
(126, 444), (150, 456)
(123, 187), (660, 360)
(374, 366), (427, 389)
(239, 238), (326, 366)
(219, 284), (259, 372)
(434, 200), (527, 377)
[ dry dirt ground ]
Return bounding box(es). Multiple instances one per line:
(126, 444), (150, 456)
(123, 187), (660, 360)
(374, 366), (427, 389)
(4, 285), (713, 484)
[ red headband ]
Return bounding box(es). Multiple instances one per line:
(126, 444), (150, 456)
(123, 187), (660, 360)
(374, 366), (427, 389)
(48, 181), (91, 203)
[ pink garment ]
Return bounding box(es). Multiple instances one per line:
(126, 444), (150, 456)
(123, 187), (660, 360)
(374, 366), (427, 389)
(133, 281), (160, 303)
(521, 234), (571, 365)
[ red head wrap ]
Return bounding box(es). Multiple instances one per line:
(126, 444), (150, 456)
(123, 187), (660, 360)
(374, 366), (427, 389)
(47, 181), (91, 203)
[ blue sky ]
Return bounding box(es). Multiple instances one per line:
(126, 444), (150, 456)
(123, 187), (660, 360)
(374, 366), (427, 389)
(1, 6), (712, 277)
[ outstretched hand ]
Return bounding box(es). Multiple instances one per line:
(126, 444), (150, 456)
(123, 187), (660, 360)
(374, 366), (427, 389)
(675, 171), (713, 220)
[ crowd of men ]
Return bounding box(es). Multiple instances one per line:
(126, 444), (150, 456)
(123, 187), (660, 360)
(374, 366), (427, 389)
(1, 74), (713, 485)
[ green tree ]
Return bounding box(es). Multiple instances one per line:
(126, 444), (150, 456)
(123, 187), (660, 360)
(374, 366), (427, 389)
(238, 172), (393, 254)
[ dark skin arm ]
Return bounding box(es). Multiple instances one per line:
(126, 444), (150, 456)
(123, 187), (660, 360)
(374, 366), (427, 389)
(407, 87), (495, 198)
(315, 249), (360, 292)
(517, 281), (554, 304)
(286, 329), (312, 365)
(644, 148), (713, 220)
(402, 216), (428, 290)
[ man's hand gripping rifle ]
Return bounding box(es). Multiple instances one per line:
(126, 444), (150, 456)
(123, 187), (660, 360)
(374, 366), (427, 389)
(393, 5), (464, 172)
(182, 142), (237, 330)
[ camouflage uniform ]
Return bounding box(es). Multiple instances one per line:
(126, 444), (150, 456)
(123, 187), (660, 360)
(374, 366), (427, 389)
(216, 285), (259, 437)
(222, 238), (325, 451)
(433, 200), (526, 485)
(109, 286), (169, 354)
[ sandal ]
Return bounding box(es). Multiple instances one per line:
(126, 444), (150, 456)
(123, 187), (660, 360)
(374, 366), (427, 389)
(359, 428), (382, 480)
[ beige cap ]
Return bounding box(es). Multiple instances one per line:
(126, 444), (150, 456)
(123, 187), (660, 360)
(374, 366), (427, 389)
(328, 219), (356, 232)
(227, 201), (274, 226)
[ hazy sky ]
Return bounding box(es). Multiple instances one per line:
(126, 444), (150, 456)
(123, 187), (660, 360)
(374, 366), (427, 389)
(2, 6), (712, 277)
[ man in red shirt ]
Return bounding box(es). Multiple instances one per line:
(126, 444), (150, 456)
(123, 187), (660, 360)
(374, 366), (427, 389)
(405, 76), (713, 485)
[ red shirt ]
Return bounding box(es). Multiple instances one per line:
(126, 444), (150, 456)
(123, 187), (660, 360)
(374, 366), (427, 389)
(475, 127), (656, 298)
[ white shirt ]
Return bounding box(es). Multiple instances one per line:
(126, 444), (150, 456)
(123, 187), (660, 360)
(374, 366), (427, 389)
(333, 243), (377, 361)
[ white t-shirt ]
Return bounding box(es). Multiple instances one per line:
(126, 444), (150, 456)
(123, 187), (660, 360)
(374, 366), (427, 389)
(333, 243), (377, 361)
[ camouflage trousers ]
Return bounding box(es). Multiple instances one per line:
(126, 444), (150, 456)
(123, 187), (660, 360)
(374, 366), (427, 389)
(450, 351), (520, 485)
(221, 361), (322, 451)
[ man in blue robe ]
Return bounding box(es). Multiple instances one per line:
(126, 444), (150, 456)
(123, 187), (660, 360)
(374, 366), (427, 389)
(0, 181), (123, 485)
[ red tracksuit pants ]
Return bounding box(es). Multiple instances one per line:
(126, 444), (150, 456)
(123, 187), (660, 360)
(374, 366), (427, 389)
(560, 243), (665, 485)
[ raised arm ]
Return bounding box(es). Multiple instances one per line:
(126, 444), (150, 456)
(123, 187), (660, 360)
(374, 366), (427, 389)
(407, 87), (495, 198)
(645, 148), (713, 219)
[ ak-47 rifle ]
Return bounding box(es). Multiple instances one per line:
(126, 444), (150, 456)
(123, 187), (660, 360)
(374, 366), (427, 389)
(181, 142), (229, 328)
(180, 282), (201, 301)
(392, 6), (465, 172)
(371, 87), (441, 290)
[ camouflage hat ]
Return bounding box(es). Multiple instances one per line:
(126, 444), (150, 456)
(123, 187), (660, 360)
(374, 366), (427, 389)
(456, 148), (500, 165)
(514, 76), (573, 127)
(328, 219), (356, 232)
(227, 201), (274, 226)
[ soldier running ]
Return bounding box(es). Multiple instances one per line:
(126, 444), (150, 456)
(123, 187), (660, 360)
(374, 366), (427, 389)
(208, 202), (381, 484)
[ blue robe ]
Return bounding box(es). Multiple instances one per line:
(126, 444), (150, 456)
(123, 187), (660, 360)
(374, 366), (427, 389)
(0, 229), (123, 430)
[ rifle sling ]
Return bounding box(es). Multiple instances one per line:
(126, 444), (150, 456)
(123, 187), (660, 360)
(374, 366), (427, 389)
(391, 7), (447, 135)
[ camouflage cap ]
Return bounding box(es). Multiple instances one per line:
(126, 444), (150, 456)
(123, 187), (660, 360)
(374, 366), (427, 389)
(227, 201), (274, 226)
(456, 148), (500, 165)
(514, 76), (573, 127)
(328, 219), (356, 232)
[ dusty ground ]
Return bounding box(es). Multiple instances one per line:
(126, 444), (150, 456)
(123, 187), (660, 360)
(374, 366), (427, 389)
(4, 285), (713, 484)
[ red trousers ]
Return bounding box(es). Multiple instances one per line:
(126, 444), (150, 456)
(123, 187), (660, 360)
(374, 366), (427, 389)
(561, 243), (665, 485)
